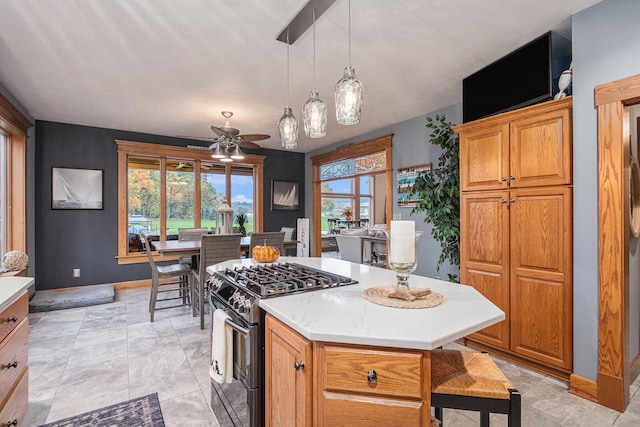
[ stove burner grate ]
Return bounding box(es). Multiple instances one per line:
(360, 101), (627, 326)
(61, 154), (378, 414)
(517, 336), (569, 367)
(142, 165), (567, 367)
(219, 262), (357, 298)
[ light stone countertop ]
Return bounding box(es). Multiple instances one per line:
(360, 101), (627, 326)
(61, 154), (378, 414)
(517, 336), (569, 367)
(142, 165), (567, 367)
(0, 276), (34, 311)
(207, 257), (504, 350)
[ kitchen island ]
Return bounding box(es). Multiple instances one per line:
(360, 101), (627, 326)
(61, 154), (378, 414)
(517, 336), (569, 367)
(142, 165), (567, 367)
(207, 257), (504, 426)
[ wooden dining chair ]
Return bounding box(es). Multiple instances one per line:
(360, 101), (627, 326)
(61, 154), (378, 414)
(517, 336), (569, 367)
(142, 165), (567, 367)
(192, 234), (242, 329)
(249, 232), (285, 255)
(177, 227), (208, 266)
(140, 233), (192, 322)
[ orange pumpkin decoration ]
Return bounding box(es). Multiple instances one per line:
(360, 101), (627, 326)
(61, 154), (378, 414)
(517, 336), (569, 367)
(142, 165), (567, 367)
(252, 240), (280, 263)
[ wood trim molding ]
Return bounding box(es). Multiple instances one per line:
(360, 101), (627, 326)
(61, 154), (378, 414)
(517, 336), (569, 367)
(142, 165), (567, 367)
(310, 135), (393, 256)
(0, 92), (32, 135)
(595, 74), (640, 107)
(569, 374), (598, 403)
(596, 77), (636, 412)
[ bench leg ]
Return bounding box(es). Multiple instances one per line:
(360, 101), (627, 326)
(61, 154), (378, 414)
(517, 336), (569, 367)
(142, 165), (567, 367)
(480, 412), (490, 427)
(434, 407), (443, 425)
(508, 389), (521, 427)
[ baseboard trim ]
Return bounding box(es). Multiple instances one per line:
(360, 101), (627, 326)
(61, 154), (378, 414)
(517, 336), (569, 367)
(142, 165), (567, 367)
(113, 279), (152, 290)
(569, 374), (598, 403)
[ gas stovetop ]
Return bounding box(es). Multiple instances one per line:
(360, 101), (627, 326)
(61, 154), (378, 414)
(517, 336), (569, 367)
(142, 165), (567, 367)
(216, 262), (358, 298)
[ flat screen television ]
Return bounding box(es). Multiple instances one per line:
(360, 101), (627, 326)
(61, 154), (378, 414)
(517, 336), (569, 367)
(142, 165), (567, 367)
(462, 32), (570, 123)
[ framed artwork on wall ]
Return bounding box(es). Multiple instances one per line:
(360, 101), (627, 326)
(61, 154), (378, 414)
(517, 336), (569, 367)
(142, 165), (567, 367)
(397, 163), (431, 208)
(52, 167), (103, 209)
(271, 180), (299, 211)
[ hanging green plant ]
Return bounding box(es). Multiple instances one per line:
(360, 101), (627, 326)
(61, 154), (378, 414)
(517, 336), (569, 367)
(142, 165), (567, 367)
(410, 115), (460, 282)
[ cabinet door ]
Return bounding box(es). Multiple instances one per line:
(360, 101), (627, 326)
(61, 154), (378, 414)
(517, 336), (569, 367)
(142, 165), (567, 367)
(460, 191), (510, 349)
(509, 187), (572, 371)
(265, 315), (313, 427)
(509, 106), (572, 188)
(459, 123), (509, 191)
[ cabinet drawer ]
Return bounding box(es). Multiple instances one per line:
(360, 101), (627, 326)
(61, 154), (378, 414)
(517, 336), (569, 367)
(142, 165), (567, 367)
(0, 319), (28, 407)
(322, 345), (423, 399)
(322, 392), (423, 426)
(0, 369), (28, 427)
(0, 292), (28, 344)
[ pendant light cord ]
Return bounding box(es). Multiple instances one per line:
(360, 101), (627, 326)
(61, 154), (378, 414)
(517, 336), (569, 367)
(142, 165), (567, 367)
(348, 0), (351, 66)
(312, 6), (316, 90)
(286, 31), (290, 107)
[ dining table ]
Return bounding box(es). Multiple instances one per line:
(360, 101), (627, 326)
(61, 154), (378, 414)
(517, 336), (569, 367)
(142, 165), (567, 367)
(151, 236), (299, 257)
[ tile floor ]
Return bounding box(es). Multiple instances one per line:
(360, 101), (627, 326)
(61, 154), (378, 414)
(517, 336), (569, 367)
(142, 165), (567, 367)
(24, 286), (640, 426)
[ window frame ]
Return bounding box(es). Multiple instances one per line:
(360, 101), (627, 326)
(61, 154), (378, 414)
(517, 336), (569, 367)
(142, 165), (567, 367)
(0, 92), (31, 257)
(116, 140), (265, 264)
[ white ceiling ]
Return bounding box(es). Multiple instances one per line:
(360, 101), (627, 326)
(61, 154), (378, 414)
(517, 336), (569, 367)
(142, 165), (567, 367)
(0, 0), (600, 153)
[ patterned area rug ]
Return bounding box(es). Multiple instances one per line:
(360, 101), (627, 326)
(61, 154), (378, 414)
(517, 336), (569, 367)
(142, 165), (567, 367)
(39, 393), (165, 427)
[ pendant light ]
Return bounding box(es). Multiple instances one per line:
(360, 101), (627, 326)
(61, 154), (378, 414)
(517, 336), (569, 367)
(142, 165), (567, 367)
(302, 6), (327, 138)
(335, 0), (363, 125)
(278, 31), (299, 149)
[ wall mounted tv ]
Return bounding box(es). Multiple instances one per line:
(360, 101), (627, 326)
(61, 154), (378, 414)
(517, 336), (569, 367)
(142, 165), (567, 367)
(462, 32), (570, 123)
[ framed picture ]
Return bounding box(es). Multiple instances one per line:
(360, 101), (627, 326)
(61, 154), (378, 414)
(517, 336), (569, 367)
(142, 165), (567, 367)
(271, 180), (299, 211)
(397, 163), (431, 208)
(52, 167), (103, 209)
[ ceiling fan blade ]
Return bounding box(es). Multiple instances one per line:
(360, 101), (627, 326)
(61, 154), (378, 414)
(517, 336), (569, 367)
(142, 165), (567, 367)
(176, 135), (214, 140)
(210, 125), (228, 137)
(238, 134), (270, 142)
(238, 141), (261, 149)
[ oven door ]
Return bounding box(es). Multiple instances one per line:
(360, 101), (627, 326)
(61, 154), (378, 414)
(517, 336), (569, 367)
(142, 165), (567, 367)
(209, 293), (262, 427)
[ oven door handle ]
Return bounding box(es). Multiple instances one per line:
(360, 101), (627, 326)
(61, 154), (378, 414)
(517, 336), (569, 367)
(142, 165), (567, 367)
(225, 318), (250, 336)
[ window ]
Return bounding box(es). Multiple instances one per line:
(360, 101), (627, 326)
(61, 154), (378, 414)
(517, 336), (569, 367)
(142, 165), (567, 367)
(0, 92), (31, 258)
(117, 140), (265, 263)
(311, 135), (392, 255)
(0, 133), (6, 257)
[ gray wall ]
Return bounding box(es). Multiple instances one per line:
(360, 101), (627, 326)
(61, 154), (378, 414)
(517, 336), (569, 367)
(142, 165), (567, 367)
(0, 82), (36, 278)
(305, 103), (462, 280)
(34, 120), (305, 290)
(572, 0), (640, 379)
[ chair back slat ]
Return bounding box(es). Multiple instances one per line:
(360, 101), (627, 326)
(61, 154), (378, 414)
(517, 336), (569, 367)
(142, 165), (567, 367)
(140, 233), (157, 269)
(249, 232), (285, 255)
(178, 227), (208, 241)
(198, 234), (242, 280)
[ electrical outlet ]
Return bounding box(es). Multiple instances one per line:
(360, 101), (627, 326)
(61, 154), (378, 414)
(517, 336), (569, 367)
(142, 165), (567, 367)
(392, 213), (401, 220)
(73, 268), (80, 278)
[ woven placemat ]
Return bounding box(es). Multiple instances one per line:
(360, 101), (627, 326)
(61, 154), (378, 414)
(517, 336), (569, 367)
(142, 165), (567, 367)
(363, 286), (443, 309)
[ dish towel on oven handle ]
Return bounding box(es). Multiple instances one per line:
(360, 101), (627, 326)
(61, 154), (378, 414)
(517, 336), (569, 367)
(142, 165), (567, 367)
(210, 309), (233, 384)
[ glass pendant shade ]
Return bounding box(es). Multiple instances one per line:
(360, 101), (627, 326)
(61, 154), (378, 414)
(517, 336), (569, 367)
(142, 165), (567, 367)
(279, 107), (299, 149)
(335, 65), (363, 125)
(303, 89), (327, 138)
(220, 155), (233, 163)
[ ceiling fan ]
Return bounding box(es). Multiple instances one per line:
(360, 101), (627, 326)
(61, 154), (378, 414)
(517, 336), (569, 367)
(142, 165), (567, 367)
(180, 111), (270, 162)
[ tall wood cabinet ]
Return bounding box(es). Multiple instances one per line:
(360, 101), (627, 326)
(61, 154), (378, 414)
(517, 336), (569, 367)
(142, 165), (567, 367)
(456, 97), (573, 379)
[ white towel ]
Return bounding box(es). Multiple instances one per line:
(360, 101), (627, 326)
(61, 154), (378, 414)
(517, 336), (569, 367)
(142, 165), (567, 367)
(210, 309), (233, 384)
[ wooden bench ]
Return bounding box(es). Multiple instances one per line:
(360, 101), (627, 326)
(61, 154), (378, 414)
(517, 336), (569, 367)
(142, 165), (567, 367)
(431, 349), (521, 427)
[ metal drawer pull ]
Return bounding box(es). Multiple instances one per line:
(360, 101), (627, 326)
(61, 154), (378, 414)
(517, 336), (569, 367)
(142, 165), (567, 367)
(510, 176), (515, 181)
(6, 420), (18, 427)
(501, 177), (507, 182)
(6, 361), (18, 369)
(501, 199), (507, 204)
(510, 198), (515, 203)
(367, 369), (377, 384)
(7, 316), (18, 323)
(294, 360), (305, 371)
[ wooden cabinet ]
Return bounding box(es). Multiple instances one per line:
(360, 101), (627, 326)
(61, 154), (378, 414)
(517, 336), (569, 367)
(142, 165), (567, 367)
(265, 314), (433, 427)
(456, 98), (573, 379)
(265, 315), (313, 427)
(0, 291), (29, 426)
(459, 97), (572, 192)
(315, 343), (431, 427)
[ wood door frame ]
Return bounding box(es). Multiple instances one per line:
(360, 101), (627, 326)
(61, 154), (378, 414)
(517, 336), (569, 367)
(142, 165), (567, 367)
(309, 135), (393, 256)
(594, 73), (640, 411)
